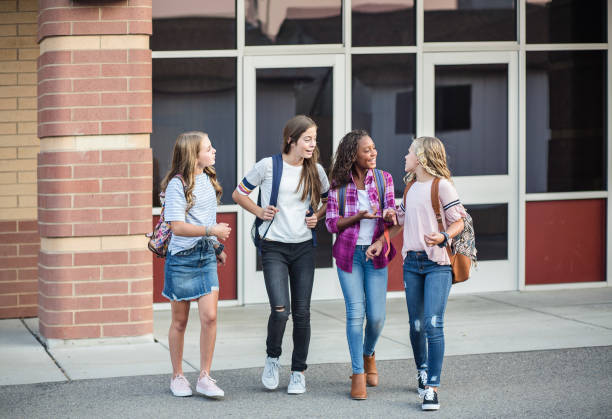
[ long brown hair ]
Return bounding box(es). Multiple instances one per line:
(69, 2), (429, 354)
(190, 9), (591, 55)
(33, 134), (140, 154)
(329, 129), (369, 188)
(282, 115), (322, 209)
(404, 136), (452, 184)
(161, 131), (223, 211)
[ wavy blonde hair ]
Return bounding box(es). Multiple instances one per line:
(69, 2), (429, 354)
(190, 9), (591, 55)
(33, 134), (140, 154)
(161, 131), (223, 211)
(404, 136), (452, 184)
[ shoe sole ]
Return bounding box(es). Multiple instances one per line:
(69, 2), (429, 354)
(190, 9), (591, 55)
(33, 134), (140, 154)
(196, 387), (224, 400)
(422, 404), (440, 411)
(171, 390), (192, 397)
(287, 389), (305, 395)
(262, 379), (279, 390)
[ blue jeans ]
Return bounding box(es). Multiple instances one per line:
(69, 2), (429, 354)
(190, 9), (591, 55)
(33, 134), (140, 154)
(403, 251), (452, 387)
(337, 245), (388, 374)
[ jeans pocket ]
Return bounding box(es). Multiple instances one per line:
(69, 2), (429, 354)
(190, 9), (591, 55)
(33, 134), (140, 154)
(174, 245), (197, 257)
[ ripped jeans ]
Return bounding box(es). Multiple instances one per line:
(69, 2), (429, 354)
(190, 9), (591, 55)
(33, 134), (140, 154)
(261, 239), (315, 372)
(403, 251), (452, 387)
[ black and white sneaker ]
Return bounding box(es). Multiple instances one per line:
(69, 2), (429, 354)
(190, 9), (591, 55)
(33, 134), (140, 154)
(416, 370), (427, 397)
(421, 387), (440, 411)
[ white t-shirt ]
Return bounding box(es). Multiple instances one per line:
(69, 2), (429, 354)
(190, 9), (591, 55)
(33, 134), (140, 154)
(356, 189), (376, 245)
(237, 157), (330, 243)
(164, 173), (218, 255)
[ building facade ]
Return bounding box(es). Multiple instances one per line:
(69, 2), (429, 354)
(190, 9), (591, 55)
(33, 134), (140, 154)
(0, 0), (610, 342)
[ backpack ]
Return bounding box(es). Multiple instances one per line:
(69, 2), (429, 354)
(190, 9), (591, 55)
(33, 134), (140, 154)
(338, 169), (391, 257)
(403, 178), (477, 284)
(251, 153), (317, 253)
(146, 175), (186, 258)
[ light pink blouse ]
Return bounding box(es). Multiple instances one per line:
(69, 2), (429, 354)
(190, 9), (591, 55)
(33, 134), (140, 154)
(396, 178), (467, 265)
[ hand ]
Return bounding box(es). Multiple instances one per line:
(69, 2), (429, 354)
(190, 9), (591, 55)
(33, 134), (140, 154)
(382, 208), (397, 225)
(424, 232), (444, 247)
(259, 205), (279, 221)
(366, 240), (383, 261)
(211, 223), (231, 241)
(305, 211), (318, 229)
(358, 210), (379, 220)
(216, 250), (227, 265)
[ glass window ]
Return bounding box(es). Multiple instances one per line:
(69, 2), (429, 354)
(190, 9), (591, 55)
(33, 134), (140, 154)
(424, 0), (516, 42)
(352, 0), (415, 47)
(245, 0), (342, 46)
(464, 203), (508, 261)
(152, 58), (237, 206)
(526, 0), (607, 44)
(255, 67), (334, 269)
(352, 54), (416, 196)
(434, 64), (508, 176)
(151, 0), (236, 50)
(526, 51), (606, 193)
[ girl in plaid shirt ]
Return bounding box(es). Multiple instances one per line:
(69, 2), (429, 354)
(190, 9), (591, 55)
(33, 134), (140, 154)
(325, 129), (398, 400)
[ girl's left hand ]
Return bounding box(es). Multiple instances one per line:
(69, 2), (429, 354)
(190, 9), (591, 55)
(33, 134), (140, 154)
(424, 232), (444, 247)
(382, 208), (397, 225)
(216, 250), (227, 265)
(305, 212), (318, 229)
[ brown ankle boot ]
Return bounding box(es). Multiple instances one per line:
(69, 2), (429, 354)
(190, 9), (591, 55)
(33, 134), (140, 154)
(363, 352), (379, 387)
(350, 373), (367, 400)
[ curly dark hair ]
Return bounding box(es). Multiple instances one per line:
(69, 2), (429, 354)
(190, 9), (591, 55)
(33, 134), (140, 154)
(329, 129), (369, 188)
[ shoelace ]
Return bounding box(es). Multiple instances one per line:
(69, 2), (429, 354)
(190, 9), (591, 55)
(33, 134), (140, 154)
(290, 373), (302, 385)
(266, 359), (279, 378)
(174, 375), (190, 387)
(423, 388), (435, 401)
(200, 372), (217, 384)
(417, 370), (427, 385)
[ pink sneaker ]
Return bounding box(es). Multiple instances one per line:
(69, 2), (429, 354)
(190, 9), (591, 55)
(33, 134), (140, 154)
(170, 374), (192, 397)
(196, 371), (225, 399)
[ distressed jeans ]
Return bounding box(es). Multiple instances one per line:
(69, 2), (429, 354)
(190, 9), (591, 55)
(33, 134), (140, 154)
(403, 251), (452, 387)
(261, 239), (315, 372)
(337, 245), (388, 374)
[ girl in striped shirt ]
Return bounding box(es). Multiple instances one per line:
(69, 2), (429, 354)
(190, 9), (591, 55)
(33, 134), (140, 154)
(162, 131), (231, 399)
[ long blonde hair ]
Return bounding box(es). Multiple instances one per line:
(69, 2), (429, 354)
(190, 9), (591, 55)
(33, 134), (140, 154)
(404, 136), (452, 184)
(161, 131), (223, 211)
(282, 115), (322, 209)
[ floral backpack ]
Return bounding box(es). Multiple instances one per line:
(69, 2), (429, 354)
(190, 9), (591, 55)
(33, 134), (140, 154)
(146, 175), (185, 258)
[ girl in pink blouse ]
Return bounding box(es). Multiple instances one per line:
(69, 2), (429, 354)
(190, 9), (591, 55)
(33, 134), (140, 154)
(367, 136), (466, 411)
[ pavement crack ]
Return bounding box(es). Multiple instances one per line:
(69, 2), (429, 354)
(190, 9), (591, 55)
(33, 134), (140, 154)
(156, 339), (199, 373)
(20, 318), (71, 382)
(475, 295), (612, 331)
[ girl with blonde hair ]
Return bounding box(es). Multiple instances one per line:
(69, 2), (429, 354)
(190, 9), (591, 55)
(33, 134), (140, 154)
(367, 136), (466, 411)
(161, 131), (231, 399)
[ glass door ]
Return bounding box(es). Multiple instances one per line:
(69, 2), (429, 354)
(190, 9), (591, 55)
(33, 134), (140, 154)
(422, 51), (518, 293)
(241, 54), (345, 304)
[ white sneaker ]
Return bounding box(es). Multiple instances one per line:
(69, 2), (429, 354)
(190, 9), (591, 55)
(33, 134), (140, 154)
(196, 371), (224, 399)
(170, 374), (192, 397)
(262, 356), (280, 390)
(287, 371), (306, 394)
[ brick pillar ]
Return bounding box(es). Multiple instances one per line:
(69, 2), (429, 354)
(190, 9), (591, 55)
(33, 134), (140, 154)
(0, 0), (40, 319)
(37, 0), (153, 342)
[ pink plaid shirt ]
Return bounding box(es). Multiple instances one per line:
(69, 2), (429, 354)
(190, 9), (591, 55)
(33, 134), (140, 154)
(325, 169), (396, 273)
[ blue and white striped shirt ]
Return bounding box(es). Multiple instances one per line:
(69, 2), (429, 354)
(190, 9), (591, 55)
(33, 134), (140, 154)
(165, 173), (218, 255)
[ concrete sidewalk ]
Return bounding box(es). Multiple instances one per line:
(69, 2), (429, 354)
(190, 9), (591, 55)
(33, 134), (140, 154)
(1, 288), (611, 386)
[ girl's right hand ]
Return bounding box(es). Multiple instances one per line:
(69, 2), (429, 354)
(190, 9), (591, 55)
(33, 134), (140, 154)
(358, 209), (379, 220)
(212, 223), (231, 241)
(259, 205), (279, 221)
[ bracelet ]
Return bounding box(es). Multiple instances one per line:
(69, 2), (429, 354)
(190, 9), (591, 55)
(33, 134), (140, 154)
(205, 225), (210, 236)
(437, 232), (450, 248)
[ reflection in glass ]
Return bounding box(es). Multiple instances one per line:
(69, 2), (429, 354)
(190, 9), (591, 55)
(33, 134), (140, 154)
(255, 67), (333, 269)
(464, 203), (507, 261)
(526, 0), (606, 44)
(424, 0), (516, 42)
(352, 54), (416, 196)
(151, 1), (236, 50)
(152, 58), (237, 206)
(435, 64), (508, 176)
(352, 0), (415, 46)
(245, 0), (342, 45)
(526, 51), (606, 193)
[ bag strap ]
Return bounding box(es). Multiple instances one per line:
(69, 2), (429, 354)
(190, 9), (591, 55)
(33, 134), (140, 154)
(256, 153), (283, 240)
(430, 177), (452, 258)
(403, 179), (416, 208)
(372, 169), (385, 213)
(338, 185), (347, 217)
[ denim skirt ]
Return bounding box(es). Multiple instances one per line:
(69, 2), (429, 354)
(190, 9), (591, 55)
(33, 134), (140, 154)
(162, 238), (219, 301)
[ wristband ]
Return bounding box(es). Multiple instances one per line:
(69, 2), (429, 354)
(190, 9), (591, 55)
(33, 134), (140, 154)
(204, 225), (210, 236)
(438, 231), (450, 248)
